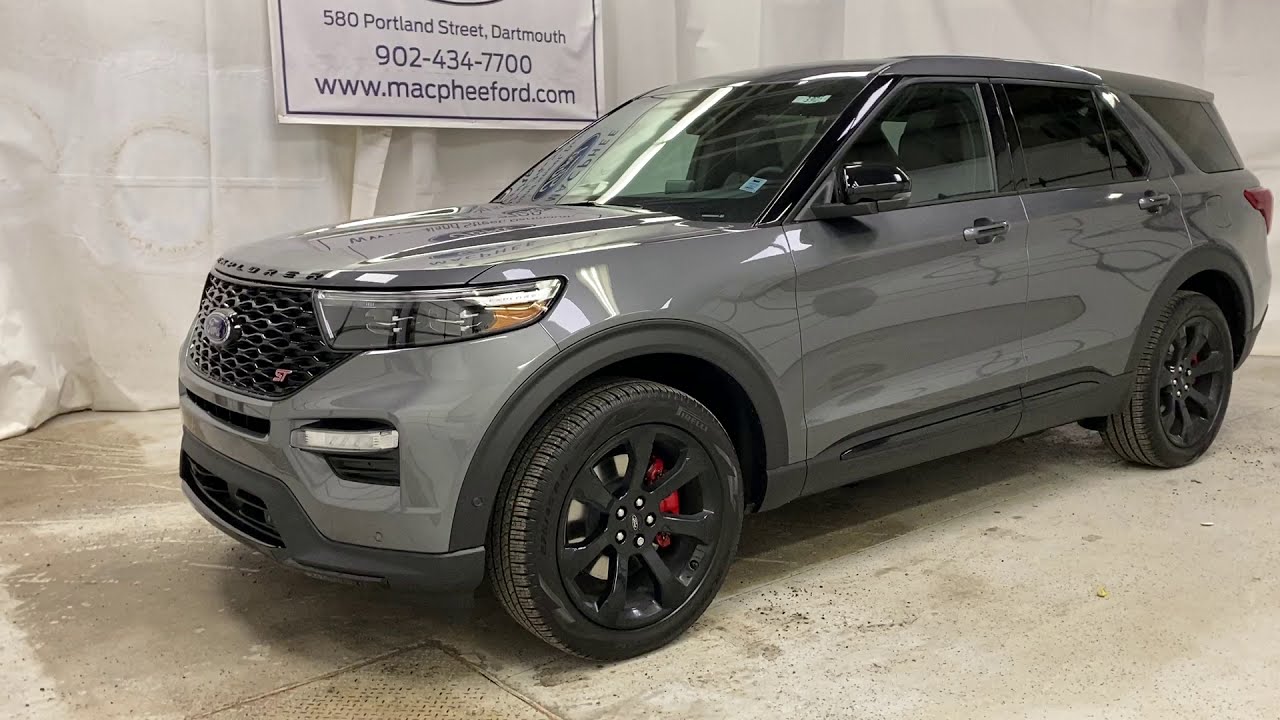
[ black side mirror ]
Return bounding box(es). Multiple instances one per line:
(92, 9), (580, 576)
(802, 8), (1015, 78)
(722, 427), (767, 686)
(812, 162), (912, 219)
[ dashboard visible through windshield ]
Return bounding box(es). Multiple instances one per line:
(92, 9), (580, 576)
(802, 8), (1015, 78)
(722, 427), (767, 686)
(497, 78), (867, 223)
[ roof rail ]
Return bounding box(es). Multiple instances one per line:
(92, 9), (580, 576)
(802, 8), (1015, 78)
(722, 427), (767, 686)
(876, 55), (1102, 84)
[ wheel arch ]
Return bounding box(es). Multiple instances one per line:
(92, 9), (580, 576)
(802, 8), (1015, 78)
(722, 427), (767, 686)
(1128, 243), (1255, 372)
(449, 320), (793, 551)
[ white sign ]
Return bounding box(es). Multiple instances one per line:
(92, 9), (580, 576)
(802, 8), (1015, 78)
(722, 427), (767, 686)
(267, 0), (603, 130)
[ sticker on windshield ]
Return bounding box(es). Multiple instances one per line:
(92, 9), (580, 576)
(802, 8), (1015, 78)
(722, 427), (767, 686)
(792, 94), (832, 105)
(739, 176), (768, 193)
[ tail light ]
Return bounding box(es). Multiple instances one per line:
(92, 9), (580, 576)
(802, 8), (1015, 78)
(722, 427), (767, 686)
(1244, 187), (1273, 233)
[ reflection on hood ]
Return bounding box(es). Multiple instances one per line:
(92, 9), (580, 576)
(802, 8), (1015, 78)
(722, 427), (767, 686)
(215, 203), (725, 288)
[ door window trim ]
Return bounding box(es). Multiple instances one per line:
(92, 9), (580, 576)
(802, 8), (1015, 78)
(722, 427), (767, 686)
(982, 82), (1020, 193)
(790, 76), (1010, 222)
(1106, 90), (1176, 179)
(1094, 88), (1152, 180)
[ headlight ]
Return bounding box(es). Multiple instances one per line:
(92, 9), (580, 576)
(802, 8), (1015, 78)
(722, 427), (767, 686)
(315, 278), (563, 350)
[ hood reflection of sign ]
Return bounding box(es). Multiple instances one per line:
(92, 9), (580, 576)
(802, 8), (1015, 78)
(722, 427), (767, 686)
(532, 133), (601, 201)
(432, 226), (537, 243)
(426, 0), (504, 5)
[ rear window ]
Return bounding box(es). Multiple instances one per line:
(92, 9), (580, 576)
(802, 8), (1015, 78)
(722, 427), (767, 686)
(1132, 95), (1242, 173)
(1004, 84), (1114, 190)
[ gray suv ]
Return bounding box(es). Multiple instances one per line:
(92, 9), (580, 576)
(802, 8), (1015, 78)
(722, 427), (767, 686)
(180, 56), (1271, 659)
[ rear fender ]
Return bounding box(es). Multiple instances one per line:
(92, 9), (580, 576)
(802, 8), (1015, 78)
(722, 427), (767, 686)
(1127, 243), (1254, 372)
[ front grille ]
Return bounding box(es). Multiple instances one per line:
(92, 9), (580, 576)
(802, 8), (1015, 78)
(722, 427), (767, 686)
(326, 451), (400, 486)
(182, 455), (284, 547)
(185, 387), (270, 437)
(186, 274), (351, 399)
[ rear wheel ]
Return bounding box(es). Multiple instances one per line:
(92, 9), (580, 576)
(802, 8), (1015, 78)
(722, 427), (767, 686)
(488, 379), (743, 660)
(1103, 291), (1234, 467)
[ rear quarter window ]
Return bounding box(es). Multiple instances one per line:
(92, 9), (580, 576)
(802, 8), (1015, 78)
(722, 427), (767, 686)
(1133, 95), (1242, 173)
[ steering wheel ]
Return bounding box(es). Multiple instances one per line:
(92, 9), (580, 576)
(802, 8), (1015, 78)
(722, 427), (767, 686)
(752, 165), (785, 178)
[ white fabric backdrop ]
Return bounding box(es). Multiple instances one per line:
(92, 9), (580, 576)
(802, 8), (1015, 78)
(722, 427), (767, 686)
(2, 0), (1278, 439)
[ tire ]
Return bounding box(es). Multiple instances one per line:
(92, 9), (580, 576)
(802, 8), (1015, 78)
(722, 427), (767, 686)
(1103, 291), (1234, 467)
(488, 379), (744, 660)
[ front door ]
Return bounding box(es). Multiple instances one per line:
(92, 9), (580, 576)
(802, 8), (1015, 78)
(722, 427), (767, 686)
(787, 80), (1030, 495)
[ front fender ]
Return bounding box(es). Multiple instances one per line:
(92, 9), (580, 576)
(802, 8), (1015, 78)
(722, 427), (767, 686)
(447, 319), (796, 551)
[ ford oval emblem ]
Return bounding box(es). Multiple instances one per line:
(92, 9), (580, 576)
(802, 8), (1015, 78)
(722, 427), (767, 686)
(203, 309), (238, 349)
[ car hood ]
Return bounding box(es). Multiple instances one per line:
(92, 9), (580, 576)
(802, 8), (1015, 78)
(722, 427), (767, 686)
(214, 203), (720, 288)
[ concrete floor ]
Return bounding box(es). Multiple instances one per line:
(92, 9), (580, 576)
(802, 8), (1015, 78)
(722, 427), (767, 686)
(3, 359), (1279, 719)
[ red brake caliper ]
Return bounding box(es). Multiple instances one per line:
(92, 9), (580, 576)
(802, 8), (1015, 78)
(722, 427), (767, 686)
(644, 456), (680, 549)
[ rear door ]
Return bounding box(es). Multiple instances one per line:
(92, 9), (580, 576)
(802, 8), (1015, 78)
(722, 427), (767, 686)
(1000, 82), (1189, 430)
(787, 79), (1030, 495)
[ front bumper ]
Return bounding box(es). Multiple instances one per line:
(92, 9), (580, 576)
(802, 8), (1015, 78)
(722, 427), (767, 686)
(178, 323), (560, 555)
(182, 431), (485, 592)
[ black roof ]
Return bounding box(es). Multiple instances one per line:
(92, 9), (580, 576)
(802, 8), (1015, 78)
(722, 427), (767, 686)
(663, 55), (1212, 102)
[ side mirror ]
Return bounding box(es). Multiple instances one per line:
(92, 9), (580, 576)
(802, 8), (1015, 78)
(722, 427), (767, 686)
(812, 162), (911, 219)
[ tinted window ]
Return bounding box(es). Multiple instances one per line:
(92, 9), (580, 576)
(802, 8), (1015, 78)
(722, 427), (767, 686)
(1005, 84), (1113, 189)
(498, 79), (865, 222)
(1098, 99), (1148, 181)
(843, 83), (994, 205)
(1133, 95), (1242, 173)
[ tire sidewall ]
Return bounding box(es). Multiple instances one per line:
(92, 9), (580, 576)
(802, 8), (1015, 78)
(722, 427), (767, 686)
(522, 387), (743, 658)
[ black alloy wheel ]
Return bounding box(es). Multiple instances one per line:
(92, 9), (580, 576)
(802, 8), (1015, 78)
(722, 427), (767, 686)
(1157, 316), (1229, 448)
(1104, 291), (1234, 467)
(489, 379), (743, 660)
(559, 424), (723, 630)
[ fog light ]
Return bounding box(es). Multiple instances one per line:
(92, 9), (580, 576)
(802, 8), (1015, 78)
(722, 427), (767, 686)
(290, 428), (399, 453)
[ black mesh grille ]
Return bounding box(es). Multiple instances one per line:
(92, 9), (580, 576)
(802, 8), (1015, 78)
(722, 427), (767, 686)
(326, 452), (401, 486)
(187, 275), (351, 399)
(182, 455), (284, 547)
(185, 387), (270, 437)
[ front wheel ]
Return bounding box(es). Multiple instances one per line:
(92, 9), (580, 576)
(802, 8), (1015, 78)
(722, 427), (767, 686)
(1103, 291), (1234, 467)
(488, 379), (743, 660)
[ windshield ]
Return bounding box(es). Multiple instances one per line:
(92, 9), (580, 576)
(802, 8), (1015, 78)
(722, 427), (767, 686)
(496, 78), (866, 222)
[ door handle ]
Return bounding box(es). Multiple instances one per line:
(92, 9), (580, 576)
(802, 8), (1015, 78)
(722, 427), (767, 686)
(963, 219), (1010, 245)
(1139, 191), (1171, 213)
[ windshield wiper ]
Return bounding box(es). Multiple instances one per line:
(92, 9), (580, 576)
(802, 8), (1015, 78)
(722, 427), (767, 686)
(558, 200), (651, 211)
